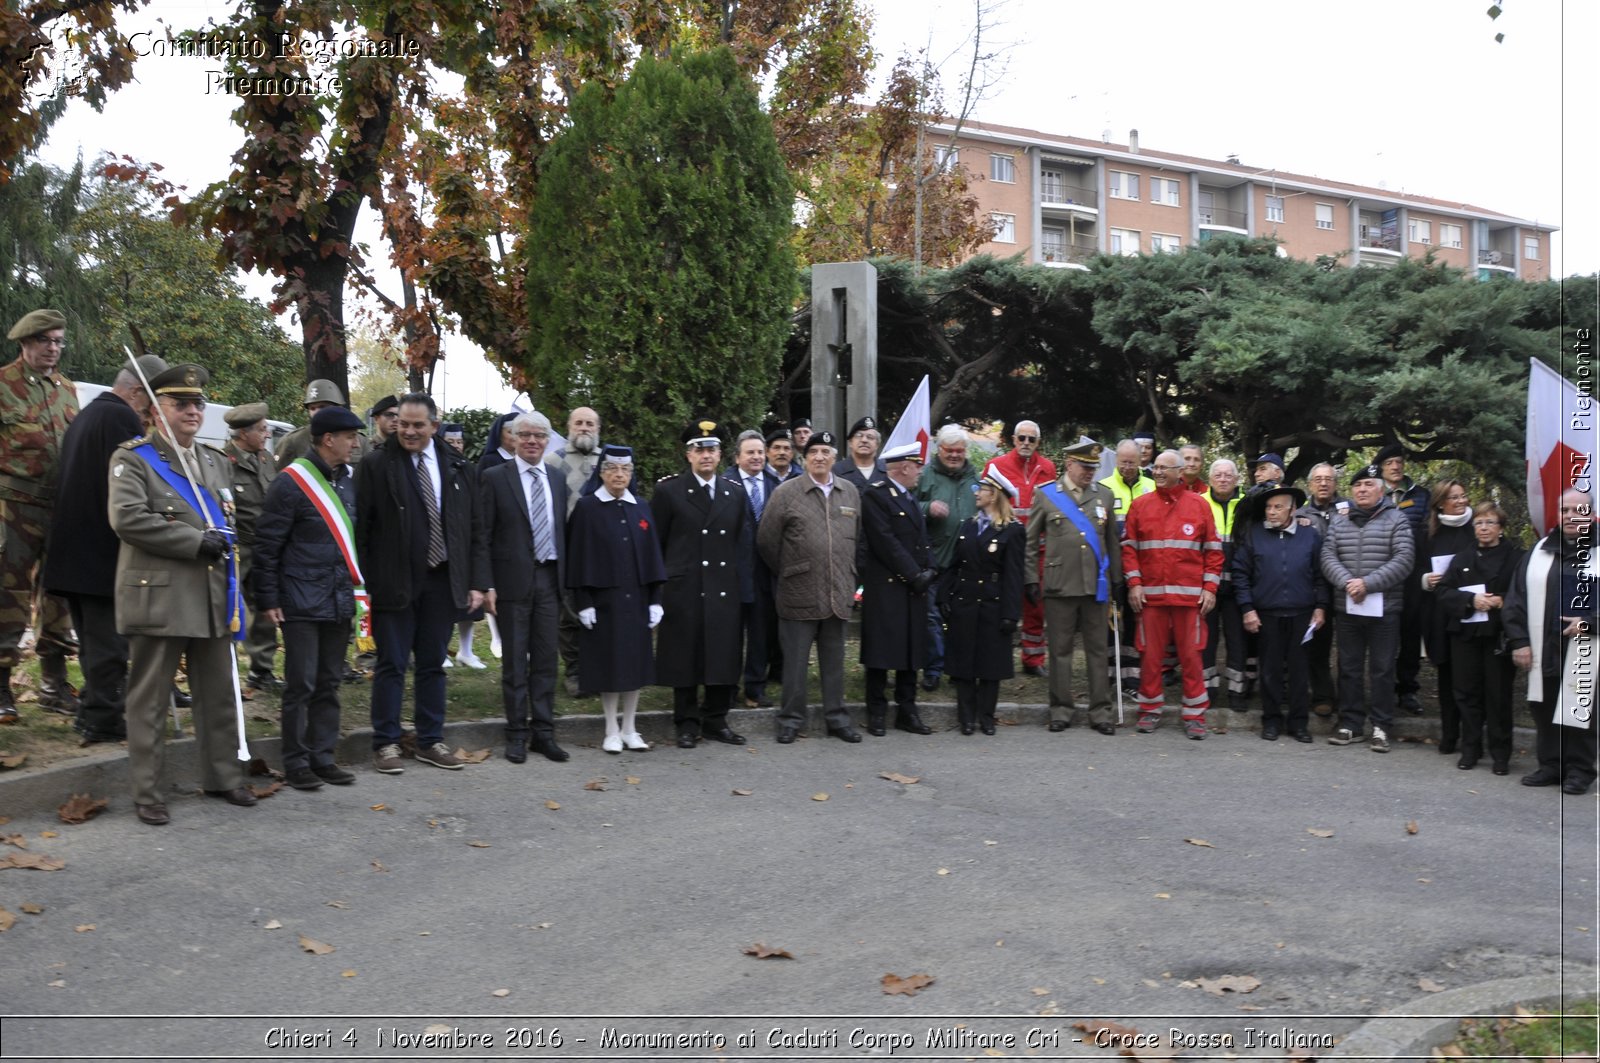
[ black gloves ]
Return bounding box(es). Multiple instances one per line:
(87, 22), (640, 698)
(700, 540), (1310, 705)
(999, 617), (1018, 634)
(908, 569), (938, 595)
(197, 529), (230, 560)
(1024, 584), (1042, 606)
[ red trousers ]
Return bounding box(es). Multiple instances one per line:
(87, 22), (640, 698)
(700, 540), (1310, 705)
(1135, 605), (1210, 719)
(1020, 593), (1046, 666)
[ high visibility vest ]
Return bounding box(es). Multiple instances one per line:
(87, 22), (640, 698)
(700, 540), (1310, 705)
(1099, 472), (1155, 533)
(1204, 488), (1242, 582)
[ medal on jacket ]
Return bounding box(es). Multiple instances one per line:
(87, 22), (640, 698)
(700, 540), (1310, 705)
(988, 540), (998, 553)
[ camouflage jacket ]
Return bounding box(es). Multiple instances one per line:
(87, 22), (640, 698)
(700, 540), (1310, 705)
(0, 357), (78, 500)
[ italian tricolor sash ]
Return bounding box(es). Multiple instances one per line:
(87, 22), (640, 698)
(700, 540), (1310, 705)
(283, 458), (371, 648)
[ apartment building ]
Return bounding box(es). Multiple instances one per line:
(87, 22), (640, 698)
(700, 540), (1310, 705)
(945, 119), (1553, 281)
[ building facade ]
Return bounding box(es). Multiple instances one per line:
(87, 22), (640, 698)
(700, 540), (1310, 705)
(941, 120), (1552, 281)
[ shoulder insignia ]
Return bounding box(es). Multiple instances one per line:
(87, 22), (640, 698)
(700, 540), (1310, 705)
(1297, 516), (1312, 526)
(116, 436), (146, 450)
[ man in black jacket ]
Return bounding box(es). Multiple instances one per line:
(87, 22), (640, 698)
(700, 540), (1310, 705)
(41, 356), (165, 738)
(355, 393), (489, 774)
(858, 443), (936, 736)
(255, 407), (363, 789)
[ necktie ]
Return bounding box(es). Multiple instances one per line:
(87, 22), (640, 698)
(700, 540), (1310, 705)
(528, 466), (555, 562)
(745, 475), (764, 519)
(417, 453), (446, 567)
(977, 514), (990, 536)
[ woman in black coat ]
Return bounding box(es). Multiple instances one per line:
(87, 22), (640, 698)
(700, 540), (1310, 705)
(1419, 479), (1475, 753)
(939, 469), (1025, 735)
(565, 446), (667, 753)
(1437, 501), (1524, 774)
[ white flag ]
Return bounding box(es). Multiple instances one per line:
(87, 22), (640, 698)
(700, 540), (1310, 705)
(1527, 359), (1595, 536)
(882, 375), (932, 462)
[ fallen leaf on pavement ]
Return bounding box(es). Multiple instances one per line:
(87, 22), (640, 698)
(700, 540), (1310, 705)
(1184, 837), (1215, 848)
(38, 830), (56, 838)
(454, 747), (492, 763)
(245, 757), (276, 776)
(1141, 978), (1160, 988)
(2, 833), (25, 849)
(811, 793), (829, 801)
(467, 841), (491, 848)
(0, 852), (64, 871)
(742, 943), (794, 959)
(491, 988), (510, 997)
(0, 752), (27, 769)
(1071, 1021), (1140, 1046)
(58, 794), (109, 824)
(1512, 1004), (1538, 1024)
(1031, 987), (1049, 995)
(325, 900), (348, 909)
(879, 771), (920, 785)
(47, 979), (65, 987)
(263, 919), (282, 929)
(1406, 820), (1419, 834)
(0, 908), (14, 931)
(583, 779), (608, 791)
(731, 788), (752, 796)
(1306, 827), (1335, 838)
(298, 935), (336, 955)
(626, 776), (641, 785)
(341, 969), (356, 978)
(1154, 892), (1171, 899)
(20, 902), (42, 914)
(74, 924), (95, 932)
(544, 800), (560, 810)
(1418, 977), (1446, 992)
(369, 804), (388, 812)
(371, 861), (388, 873)
(1197, 974), (1260, 995)
(251, 781), (282, 799)
(881, 972), (934, 996)
(1432, 1045), (1465, 1057)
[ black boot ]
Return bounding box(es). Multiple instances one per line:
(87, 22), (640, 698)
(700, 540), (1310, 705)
(866, 707), (887, 737)
(37, 655), (79, 716)
(894, 708), (932, 735)
(0, 667), (15, 724)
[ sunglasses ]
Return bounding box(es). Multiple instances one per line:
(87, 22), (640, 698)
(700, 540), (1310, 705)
(162, 397), (206, 411)
(1014, 434), (1038, 442)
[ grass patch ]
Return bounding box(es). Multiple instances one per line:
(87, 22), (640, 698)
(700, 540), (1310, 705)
(1443, 997), (1598, 1060)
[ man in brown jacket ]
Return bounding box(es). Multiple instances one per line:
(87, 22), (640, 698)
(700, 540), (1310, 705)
(757, 430), (861, 744)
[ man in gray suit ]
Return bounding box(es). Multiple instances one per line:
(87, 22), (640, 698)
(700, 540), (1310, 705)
(480, 411), (569, 765)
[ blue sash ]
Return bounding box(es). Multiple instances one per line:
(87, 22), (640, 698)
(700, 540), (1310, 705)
(1037, 482), (1109, 602)
(133, 443), (244, 640)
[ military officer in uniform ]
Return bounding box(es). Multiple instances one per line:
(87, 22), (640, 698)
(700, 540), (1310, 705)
(1026, 436), (1123, 734)
(110, 363), (255, 825)
(223, 402), (281, 692)
(0, 309), (79, 724)
(274, 379), (371, 471)
(857, 442), (937, 736)
(653, 419), (749, 748)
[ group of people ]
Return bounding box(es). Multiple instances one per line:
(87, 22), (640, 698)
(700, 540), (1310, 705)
(2, 308), (1593, 827)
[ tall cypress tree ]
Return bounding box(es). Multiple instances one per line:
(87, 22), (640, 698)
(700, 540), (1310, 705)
(525, 46), (796, 481)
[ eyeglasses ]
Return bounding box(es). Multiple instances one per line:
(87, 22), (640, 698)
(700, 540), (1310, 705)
(1014, 434), (1038, 443)
(162, 397), (206, 411)
(1152, 463), (1182, 471)
(30, 336), (66, 348)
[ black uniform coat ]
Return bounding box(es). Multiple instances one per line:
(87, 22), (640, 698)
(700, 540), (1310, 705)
(43, 390), (143, 596)
(354, 436), (489, 611)
(566, 489), (666, 692)
(833, 456), (887, 492)
(857, 477), (931, 671)
(939, 517), (1025, 681)
(652, 471), (748, 687)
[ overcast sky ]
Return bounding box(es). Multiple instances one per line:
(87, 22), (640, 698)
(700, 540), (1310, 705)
(36, 0), (1594, 408)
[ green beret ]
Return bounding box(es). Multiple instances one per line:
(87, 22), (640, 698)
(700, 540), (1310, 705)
(8, 309), (67, 340)
(224, 402), (269, 428)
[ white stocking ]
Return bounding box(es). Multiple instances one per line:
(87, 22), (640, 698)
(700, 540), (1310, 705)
(620, 690), (640, 735)
(601, 692), (620, 737)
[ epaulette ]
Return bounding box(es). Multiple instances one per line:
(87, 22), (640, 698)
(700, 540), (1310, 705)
(200, 441), (229, 457)
(657, 472), (681, 483)
(115, 435), (149, 450)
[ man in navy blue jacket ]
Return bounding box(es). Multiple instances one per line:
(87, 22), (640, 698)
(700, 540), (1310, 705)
(1234, 484), (1329, 742)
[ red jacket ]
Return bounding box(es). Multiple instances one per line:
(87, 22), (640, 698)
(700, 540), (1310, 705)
(1121, 484), (1223, 606)
(985, 449), (1057, 521)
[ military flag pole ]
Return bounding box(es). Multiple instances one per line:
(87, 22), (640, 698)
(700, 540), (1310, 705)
(124, 347), (251, 761)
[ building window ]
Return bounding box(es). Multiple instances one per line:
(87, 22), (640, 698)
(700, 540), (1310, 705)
(992, 213), (1016, 243)
(1265, 195), (1284, 223)
(1408, 218), (1432, 244)
(933, 145), (959, 173)
(990, 154), (1015, 183)
(1440, 223), (1463, 248)
(1109, 171), (1140, 200)
(1110, 227), (1140, 255)
(1315, 203), (1335, 230)
(1150, 233), (1182, 253)
(1524, 235), (1540, 260)
(1040, 169), (1066, 202)
(1150, 177), (1180, 205)
(1042, 226), (1066, 261)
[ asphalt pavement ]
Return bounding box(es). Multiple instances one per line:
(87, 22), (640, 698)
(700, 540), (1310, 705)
(1, 702), (1596, 1062)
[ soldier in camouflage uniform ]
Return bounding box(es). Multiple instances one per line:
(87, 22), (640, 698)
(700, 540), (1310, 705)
(0, 309), (80, 724)
(274, 379), (371, 471)
(223, 403), (282, 692)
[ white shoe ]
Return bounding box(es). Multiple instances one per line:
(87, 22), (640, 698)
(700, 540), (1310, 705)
(489, 636), (502, 659)
(442, 656), (455, 668)
(455, 651), (487, 670)
(602, 734), (623, 754)
(620, 731), (650, 751)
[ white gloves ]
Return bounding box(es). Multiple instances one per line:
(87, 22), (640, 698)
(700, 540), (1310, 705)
(578, 607), (597, 629)
(648, 604), (664, 628)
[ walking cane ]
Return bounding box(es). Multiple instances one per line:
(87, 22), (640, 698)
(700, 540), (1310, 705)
(125, 348), (251, 762)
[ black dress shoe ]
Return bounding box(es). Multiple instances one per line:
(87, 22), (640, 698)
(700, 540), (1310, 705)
(1457, 751), (1479, 771)
(1093, 722), (1116, 736)
(866, 723), (887, 737)
(504, 739), (527, 764)
(313, 764), (357, 785)
(959, 722), (975, 736)
(1260, 721), (1281, 741)
(1047, 720), (1070, 733)
(827, 726), (862, 743)
(775, 727), (798, 744)
(1022, 663), (1046, 677)
(920, 674), (940, 692)
(136, 803), (169, 826)
(894, 713), (932, 735)
(531, 739), (570, 762)
(676, 733), (698, 749)
(1522, 769), (1562, 787)
(1563, 777), (1594, 796)
(205, 786), (258, 807)
(707, 728), (746, 745)
(979, 721), (996, 736)
(1400, 692), (1424, 715)
(1291, 728), (1314, 744)
(1491, 759), (1510, 776)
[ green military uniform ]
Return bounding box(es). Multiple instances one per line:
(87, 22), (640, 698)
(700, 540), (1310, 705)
(0, 312), (79, 689)
(223, 403), (280, 682)
(110, 364), (249, 816)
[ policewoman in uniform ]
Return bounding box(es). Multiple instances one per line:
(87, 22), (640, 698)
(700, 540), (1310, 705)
(939, 468), (1026, 736)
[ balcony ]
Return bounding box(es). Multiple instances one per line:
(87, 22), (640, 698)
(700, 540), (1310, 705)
(1197, 206), (1247, 231)
(1040, 239), (1098, 267)
(1358, 226), (1401, 254)
(1040, 181), (1098, 216)
(1477, 247), (1516, 270)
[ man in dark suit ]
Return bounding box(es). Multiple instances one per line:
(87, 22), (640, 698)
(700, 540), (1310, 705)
(479, 411), (569, 764)
(858, 442), (937, 736)
(355, 392), (489, 774)
(724, 429), (782, 709)
(43, 356), (165, 741)
(654, 419), (748, 748)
